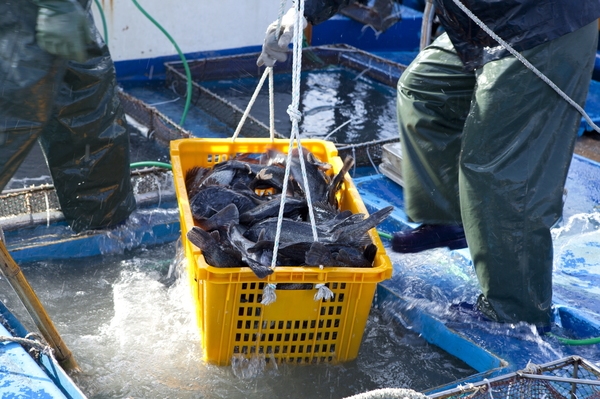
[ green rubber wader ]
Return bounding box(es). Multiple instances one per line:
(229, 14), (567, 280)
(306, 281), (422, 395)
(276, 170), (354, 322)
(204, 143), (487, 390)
(397, 22), (598, 326)
(0, 0), (135, 232)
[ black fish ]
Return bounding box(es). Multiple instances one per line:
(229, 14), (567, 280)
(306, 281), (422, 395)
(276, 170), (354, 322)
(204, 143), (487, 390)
(185, 166), (212, 199)
(187, 227), (242, 268)
(190, 185), (262, 220)
(289, 147), (330, 203)
(330, 206), (394, 246)
(228, 225), (274, 278)
(247, 164), (288, 193)
(186, 158), (263, 198)
(249, 241), (312, 266)
(305, 242), (378, 268)
(196, 203), (239, 232)
(243, 217), (328, 244)
(239, 196), (307, 225)
(184, 149), (389, 275)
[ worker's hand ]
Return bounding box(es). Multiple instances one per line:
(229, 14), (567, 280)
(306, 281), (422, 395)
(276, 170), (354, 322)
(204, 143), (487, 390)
(34, 0), (92, 63)
(257, 7), (307, 67)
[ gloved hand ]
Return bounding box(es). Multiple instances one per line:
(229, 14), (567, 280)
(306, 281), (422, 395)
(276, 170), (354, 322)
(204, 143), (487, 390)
(257, 7), (308, 67)
(34, 0), (92, 63)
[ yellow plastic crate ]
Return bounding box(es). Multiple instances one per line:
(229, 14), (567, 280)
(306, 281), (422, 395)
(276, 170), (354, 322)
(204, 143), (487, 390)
(170, 138), (393, 366)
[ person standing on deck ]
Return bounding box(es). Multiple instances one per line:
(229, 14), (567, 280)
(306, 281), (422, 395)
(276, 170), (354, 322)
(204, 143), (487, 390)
(0, 0), (135, 232)
(257, 0), (600, 331)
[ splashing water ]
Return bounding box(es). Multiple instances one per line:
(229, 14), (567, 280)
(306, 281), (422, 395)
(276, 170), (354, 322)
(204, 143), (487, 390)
(0, 241), (476, 398)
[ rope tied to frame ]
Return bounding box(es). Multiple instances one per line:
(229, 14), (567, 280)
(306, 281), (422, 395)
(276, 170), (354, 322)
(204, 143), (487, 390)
(0, 332), (55, 360)
(314, 283), (334, 301)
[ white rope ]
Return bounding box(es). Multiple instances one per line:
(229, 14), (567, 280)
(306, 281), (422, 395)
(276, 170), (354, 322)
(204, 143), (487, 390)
(314, 283), (334, 301)
(262, 0), (322, 305)
(269, 0), (317, 269)
(269, 68), (275, 141)
(483, 378), (495, 399)
(323, 119), (352, 141)
(342, 388), (427, 399)
(451, 0), (600, 134)
(0, 333), (56, 362)
(261, 283), (278, 305)
(231, 68), (271, 141)
(274, 0), (288, 42)
(420, 0), (435, 50)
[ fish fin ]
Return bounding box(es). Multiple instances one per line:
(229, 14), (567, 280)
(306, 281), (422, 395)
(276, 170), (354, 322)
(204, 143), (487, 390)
(185, 166), (209, 198)
(305, 242), (335, 267)
(244, 259), (274, 279)
(197, 203), (240, 231)
(331, 206), (394, 244)
(327, 155), (355, 206)
(314, 201), (340, 215)
(248, 240), (274, 253)
(257, 228), (267, 243)
(187, 227), (213, 250)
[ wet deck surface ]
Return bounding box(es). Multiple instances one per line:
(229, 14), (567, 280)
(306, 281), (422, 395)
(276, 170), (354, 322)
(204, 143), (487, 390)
(575, 132), (600, 163)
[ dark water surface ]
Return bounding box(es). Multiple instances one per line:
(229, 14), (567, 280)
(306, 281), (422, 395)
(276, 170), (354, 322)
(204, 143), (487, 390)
(200, 68), (399, 144)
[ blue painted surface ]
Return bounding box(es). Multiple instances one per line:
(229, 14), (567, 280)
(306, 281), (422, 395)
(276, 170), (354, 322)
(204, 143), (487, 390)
(594, 52), (600, 82)
(0, 303), (85, 399)
(311, 5), (422, 53)
(581, 79), (600, 135)
(5, 202), (181, 264)
(114, 45), (262, 82)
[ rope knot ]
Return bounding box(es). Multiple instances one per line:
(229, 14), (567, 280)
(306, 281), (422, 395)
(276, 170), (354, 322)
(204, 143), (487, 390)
(286, 105), (302, 123)
(314, 284), (334, 301)
(261, 283), (277, 305)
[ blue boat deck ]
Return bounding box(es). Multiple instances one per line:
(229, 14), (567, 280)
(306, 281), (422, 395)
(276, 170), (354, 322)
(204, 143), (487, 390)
(0, 303), (86, 398)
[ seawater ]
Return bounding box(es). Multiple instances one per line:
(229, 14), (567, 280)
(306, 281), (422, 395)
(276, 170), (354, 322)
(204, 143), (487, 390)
(0, 242), (476, 399)
(201, 68), (399, 144)
(121, 68), (399, 146)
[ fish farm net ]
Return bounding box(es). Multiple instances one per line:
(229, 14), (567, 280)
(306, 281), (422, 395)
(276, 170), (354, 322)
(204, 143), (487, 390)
(0, 167), (174, 230)
(165, 44), (407, 167)
(429, 356), (600, 399)
(118, 90), (191, 146)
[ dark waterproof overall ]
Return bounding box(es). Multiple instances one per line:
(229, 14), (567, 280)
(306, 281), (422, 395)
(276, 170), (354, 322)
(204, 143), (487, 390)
(0, 0), (135, 232)
(304, 0), (600, 327)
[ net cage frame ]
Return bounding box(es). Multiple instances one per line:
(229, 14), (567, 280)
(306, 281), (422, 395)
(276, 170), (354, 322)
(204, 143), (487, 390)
(164, 44), (408, 168)
(0, 167), (175, 231)
(428, 356), (600, 399)
(0, 91), (182, 231)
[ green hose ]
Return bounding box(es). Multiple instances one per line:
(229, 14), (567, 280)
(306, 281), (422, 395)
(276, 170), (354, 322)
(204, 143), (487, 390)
(131, 0), (193, 126)
(546, 332), (600, 346)
(130, 161), (172, 170)
(93, 0), (109, 45)
(378, 231), (393, 240)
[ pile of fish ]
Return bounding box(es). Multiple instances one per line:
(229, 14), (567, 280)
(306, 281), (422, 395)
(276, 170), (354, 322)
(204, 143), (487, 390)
(185, 146), (393, 279)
